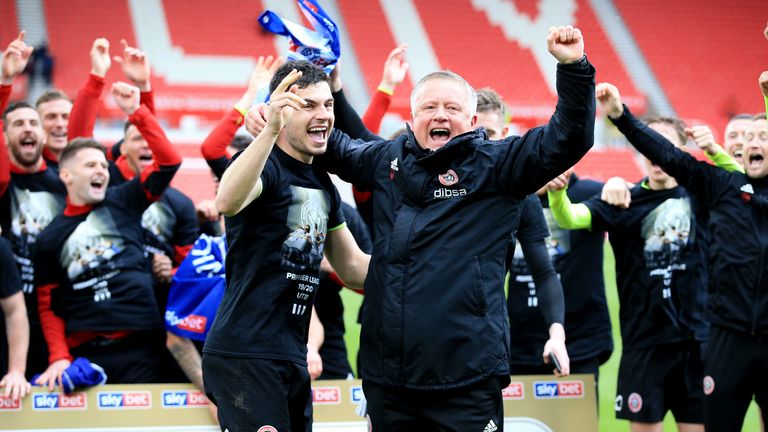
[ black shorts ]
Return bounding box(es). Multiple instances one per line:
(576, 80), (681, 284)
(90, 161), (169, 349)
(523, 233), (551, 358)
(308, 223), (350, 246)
(703, 325), (768, 431)
(615, 340), (704, 423)
(202, 354), (311, 432)
(363, 375), (507, 432)
(70, 330), (167, 384)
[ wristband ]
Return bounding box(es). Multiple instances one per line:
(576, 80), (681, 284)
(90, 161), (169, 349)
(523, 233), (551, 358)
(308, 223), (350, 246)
(376, 86), (394, 96)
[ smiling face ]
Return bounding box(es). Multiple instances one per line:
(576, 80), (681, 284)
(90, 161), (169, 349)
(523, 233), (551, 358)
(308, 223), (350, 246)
(724, 117), (752, 166)
(743, 117), (768, 179)
(121, 124), (153, 175)
(37, 98), (72, 154)
(278, 81), (335, 163)
(4, 106), (45, 169)
(410, 75), (477, 151)
(60, 147), (110, 205)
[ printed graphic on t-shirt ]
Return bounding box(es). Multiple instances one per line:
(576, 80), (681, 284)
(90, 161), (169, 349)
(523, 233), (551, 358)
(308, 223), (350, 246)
(641, 198), (692, 271)
(61, 211), (125, 284)
(281, 186), (329, 317)
(11, 189), (65, 293)
(543, 208), (571, 258)
(142, 201), (174, 244)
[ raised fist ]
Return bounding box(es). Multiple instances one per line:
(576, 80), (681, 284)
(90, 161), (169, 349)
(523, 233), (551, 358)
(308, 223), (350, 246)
(111, 81), (140, 115)
(90, 38), (111, 78)
(547, 25), (584, 64)
(596, 82), (624, 119)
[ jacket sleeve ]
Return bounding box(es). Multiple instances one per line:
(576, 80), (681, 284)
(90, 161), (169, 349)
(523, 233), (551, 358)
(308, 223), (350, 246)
(611, 106), (730, 205)
(140, 90), (156, 115)
(332, 89), (383, 141)
(200, 108), (244, 180)
(130, 106), (182, 202)
(496, 57), (596, 198)
(362, 90), (392, 134)
(68, 74), (105, 139)
(318, 129), (390, 189)
(37, 283), (73, 364)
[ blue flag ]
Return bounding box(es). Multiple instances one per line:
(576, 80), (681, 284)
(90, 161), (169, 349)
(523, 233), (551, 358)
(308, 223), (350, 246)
(258, 0), (340, 74)
(165, 234), (227, 341)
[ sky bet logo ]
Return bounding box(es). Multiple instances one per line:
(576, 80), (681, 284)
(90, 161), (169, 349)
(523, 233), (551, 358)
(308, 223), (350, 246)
(161, 390), (209, 408)
(501, 382), (525, 400)
(533, 380), (584, 399)
(312, 386), (341, 405)
(97, 391), (151, 409)
(32, 393), (87, 410)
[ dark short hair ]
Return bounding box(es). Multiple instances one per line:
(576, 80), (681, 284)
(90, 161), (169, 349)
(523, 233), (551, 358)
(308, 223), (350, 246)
(644, 116), (687, 147)
(35, 89), (71, 108)
(476, 87), (506, 120)
(229, 135), (251, 152)
(754, 112), (767, 121)
(268, 60), (329, 94)
(3, 101), (36, 131)
(59, 138), (106, 167)
(730, 113), (755, 122)
(123, 120), (134, 134)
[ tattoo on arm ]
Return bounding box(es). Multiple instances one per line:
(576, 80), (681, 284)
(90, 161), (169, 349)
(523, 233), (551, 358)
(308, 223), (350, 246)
(168, 339), (204, 390)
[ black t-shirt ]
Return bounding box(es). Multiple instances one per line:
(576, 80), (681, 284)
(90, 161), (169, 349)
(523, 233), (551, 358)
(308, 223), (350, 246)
(0, 236), (22, 377)
(315, 202), (371, 379)
(203, 147), (345, 365)
(140, 187), (199, 265)
(508, 176), (613, 364)
(586, 181), (709, 351)
(33, 179), (163, 333)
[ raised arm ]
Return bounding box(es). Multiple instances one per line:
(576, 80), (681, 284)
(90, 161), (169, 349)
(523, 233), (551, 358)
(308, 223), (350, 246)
(329, 65), (382, 141)
(113, 39), (155, 114)
(0, 31), (33, 196)
(497, 26), (595, 196)
(361, 44), (408, 133)
(216, 69), (305, 216)
(68, 38), (110, 140)
(112, 82), (181, 200)
(687, 125), (745, 174)
(201, 56), (283, 180)
(546, 174), (593, 230)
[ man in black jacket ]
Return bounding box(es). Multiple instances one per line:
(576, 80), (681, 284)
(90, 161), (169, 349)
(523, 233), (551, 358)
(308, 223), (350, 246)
(596, 81), (768, 432)
(316, 25), (595, 431)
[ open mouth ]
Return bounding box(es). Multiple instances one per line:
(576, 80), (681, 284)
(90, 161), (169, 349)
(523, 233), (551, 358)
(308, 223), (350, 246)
(307, 125), (328, 143)
(429, 128), (451, 143)
(19, 136), (37, 150)
(748, 153), (764, 169)
(90, 177), (106, 192)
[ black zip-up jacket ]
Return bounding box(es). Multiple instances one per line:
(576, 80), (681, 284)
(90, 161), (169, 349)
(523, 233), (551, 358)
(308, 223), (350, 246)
(612, 106), (768, 336)
(320, 59), (596, 389)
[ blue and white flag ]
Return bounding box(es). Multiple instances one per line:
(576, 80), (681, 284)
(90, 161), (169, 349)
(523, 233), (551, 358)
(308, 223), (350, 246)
(258, 0), (340, 74)
(165, 234), (227, 341)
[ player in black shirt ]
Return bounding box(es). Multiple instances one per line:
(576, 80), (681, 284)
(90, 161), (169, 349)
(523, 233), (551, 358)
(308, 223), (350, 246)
(32, 82), (182, 389)
(548, 106), (708, 431)
(203, 62), (370, 432)
(0, 236), (30, 401)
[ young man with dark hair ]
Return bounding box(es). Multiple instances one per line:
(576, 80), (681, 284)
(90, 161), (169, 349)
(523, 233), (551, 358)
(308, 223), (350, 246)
(0, 33), (66, 380)
(32, 82), (182, 389)
(204, 61), (370, 432)
(547, 102), (709, 432)
(313, 25), (594, 431)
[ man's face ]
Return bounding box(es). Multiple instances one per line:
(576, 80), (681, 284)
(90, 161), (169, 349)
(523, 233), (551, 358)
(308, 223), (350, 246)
(475, 110), (506, 140)
(60, 148), (109, 205)
(4, 107), (45, 167)
(411, 78), (476, 151)
(724, 118), (752, 166)
(643, 122), (684, 184)
(743, 118), (768, 179)
(280, 82), (334, 162)
(121, 125), (153, 174)
(37, 99), (72, 153)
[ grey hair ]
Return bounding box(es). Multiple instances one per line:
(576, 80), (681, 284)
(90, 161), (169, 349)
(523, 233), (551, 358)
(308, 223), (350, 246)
(410, 71), (477, 117)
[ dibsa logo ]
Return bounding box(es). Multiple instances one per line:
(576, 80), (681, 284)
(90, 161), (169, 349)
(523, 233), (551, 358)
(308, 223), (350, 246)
(439, 169), (459, 186)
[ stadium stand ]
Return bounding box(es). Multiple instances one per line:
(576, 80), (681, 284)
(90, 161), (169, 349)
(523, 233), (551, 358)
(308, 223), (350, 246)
(614, 0), (768, 137)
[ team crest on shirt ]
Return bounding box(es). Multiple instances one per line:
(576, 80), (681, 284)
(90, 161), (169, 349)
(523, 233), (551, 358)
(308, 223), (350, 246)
(628, 392), (643, 413)
(438, 169), (459, 186)
(257, 426), (278, 432)
(614, 395), (623, 411)
(703, 375), (715, 395)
